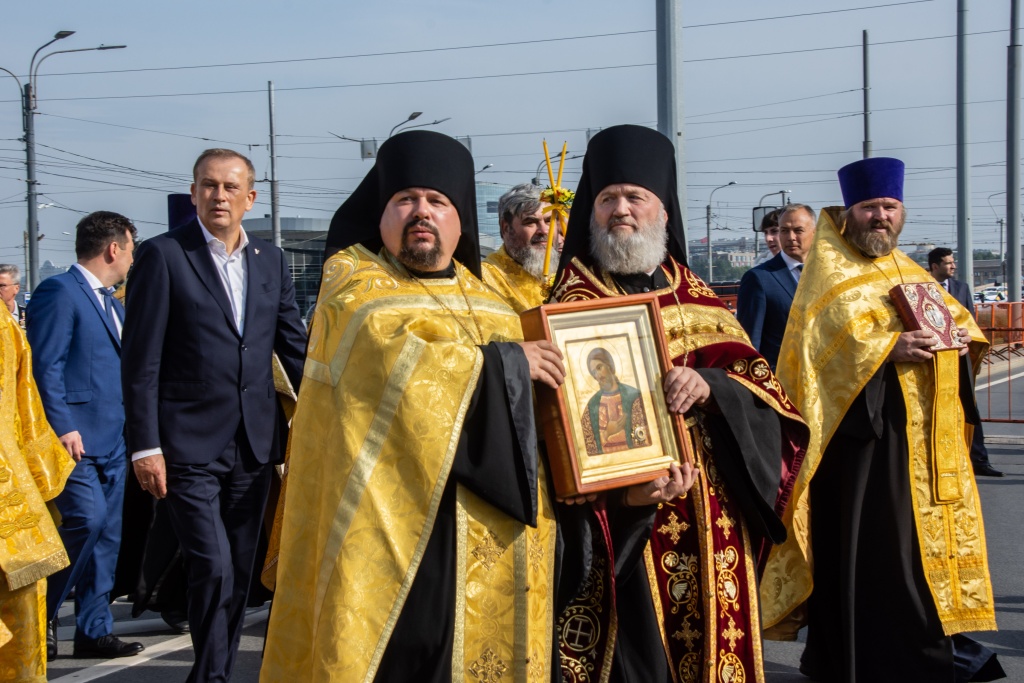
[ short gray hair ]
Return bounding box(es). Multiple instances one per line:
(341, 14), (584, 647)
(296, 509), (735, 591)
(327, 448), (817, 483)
(497, 183), (542, 232)
(780, 203), (816, 224)
(0, 264), (21, 282)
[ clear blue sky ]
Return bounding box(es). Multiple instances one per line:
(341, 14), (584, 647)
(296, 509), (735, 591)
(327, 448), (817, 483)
(0, 0), (1016, 267)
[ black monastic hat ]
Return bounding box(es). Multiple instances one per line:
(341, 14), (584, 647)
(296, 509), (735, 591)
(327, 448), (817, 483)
(556, 124), (687, 274)
(324, 130), (481, 277)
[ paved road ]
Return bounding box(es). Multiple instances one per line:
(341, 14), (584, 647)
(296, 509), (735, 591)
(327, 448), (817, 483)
(763, 443), (1024, 681)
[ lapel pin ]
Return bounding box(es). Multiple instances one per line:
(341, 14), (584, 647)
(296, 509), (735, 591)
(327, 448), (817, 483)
(254, 248), (260, 255)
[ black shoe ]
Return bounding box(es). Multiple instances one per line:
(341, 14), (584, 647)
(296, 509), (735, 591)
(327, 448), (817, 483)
(46, 620), (57, 662)
(974, 463), (1005, 477)
(72, 634), (145, 659)
(160, 610), (190, 634)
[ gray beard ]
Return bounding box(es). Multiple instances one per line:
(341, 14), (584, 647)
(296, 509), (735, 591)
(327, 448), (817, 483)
(588, 213), (669, 274)
(506, 240), (557, 279)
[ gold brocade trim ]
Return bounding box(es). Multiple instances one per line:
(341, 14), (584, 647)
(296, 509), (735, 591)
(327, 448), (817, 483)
(3, 545), (68, 592)
(514, 524), (528, 683)
(366, 354), (484, 681)
(454, 496), (468, 680)
(312, 334), (427, 627)
(643, 545), (680, 683)
(0, 580), (47, 682)
(931, 351), (963, 502)
(898, 364), (996, 636)
(740, 523), (766, 683)
(455, 484), (521, 683)
(693, 456), (717, 674)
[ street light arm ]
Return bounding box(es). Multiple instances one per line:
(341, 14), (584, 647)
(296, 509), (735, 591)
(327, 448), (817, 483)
(32, 45), (127, 91)
(988, 191), (1007, 219)
(29, 37), (64, 80)
(0, 66), (22, 93)
(390, 116), (448, 138)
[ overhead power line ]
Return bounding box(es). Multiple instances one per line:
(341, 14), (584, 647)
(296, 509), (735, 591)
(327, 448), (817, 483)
(4, 28), (1002, 106)
(27, 1), (935, 78)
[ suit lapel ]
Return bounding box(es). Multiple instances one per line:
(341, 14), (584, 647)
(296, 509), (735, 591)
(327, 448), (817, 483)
(241, 240), (262, 340)
(69, 266), (121, 348)
(767, 254), (797, 299)
(180, 221), (241, 338)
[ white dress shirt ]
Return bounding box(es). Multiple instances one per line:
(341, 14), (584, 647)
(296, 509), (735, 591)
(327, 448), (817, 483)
(132, 221), (249, 463)
(199, 219), (249, 334)
(779, 251), (805, 284)
(72, 263), (122, 337)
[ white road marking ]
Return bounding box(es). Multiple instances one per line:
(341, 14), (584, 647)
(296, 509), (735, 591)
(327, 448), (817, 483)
(48, 608), (269, 682)
(976, 369), (1024, 391)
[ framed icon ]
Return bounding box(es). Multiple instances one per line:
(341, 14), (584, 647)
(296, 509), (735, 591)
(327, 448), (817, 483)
(521, 293), (695, 498)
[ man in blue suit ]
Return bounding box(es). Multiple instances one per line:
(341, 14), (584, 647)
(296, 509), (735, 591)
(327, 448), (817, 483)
(122, 149), (306, 683)
(928, 247), (1004, 477)
(737, 204), (817, 370)
(27, 211), (144, 660)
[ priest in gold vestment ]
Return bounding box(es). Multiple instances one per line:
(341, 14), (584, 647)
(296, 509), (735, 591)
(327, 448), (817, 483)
(481, 183), (563, 314)
(760, 157), (1003, 682)
(0, 302), (74, 682)
(261, 131), (567, 682)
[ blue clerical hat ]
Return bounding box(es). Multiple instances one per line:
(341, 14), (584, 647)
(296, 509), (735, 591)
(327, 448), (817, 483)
(837, 157), (905, 208)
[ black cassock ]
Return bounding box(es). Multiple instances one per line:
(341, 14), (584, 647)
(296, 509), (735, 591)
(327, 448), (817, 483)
(375, 339), (561, 682)
(801, 361), (1003, 683)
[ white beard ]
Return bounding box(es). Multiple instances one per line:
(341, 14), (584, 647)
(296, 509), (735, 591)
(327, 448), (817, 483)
(589, 213), (669, 274)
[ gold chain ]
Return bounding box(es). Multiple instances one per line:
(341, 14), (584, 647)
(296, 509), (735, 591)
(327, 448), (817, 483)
(413, 268), (486, 345)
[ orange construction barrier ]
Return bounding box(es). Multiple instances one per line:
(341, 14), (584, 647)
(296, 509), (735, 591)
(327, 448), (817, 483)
(973, 302), (1024, 423)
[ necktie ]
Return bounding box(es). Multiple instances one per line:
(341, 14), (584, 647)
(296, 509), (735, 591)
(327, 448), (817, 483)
(943, 280), (950, 292)
(795, 264), (803, 272)
(794, 263), (803, 282)
(99, 287), (119, 334)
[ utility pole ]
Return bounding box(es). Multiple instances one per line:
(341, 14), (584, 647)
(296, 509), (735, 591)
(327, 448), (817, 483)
(706, 203), (713, 283)
(268, 81), (281, 248)
(1008, 0), (1022, 302)
(23, 83), (39, 290)
(862, 30), (872, 158)
(707, 182), (736, 284)
(999, 217), (1006, 282)
(956, 0), (974, 288)
(656, 0), (687, 261)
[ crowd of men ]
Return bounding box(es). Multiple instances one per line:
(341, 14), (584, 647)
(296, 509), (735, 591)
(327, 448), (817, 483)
(0, 125), (1007, 683)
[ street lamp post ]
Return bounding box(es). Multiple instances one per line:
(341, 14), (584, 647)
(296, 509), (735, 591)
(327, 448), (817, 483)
(2, 32), (126, 290)
(989, 191), (1007, 280)
(476, 164), (493, 175)
(706, 182), (736, 284)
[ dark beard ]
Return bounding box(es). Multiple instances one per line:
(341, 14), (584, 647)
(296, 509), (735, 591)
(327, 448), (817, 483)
(844, 215), (903, 258)
(397, 219), (443, 270)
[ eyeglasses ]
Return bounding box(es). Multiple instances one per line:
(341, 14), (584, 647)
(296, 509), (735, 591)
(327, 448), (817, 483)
(0, 283), (19, 289)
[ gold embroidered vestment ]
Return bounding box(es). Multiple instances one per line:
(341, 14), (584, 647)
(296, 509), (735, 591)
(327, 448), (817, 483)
(0, 310), (74, 682)
(760, 207), (996, 637)
(260, 245), (556, 682)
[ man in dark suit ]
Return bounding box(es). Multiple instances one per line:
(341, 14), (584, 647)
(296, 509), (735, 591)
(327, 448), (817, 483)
(122, 149), (306, 682)
(928, 247), (1003, 477)
(737, 204), (817, 369)
(27, 211), (143, 660)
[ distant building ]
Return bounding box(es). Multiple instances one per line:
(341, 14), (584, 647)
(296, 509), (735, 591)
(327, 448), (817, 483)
(40, 260), (68, 281)
(243, 216), (330, 317)
(476, 181), (513, 253)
